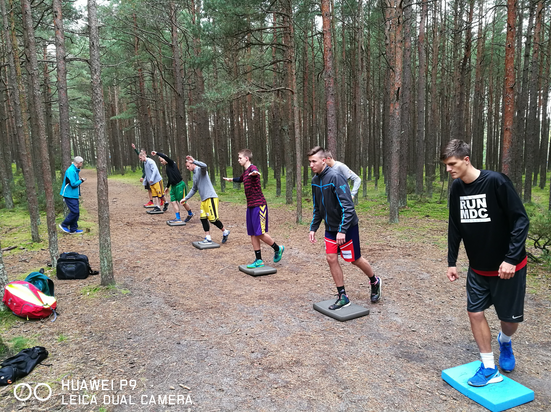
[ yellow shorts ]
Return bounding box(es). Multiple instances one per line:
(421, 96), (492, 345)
(200, 198), (220, 222)
(150, 181), (164, 198)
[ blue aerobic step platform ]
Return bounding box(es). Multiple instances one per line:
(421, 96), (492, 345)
(441, 361), (534, 412)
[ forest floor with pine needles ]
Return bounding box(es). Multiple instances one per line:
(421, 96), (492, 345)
(1, 169), (550, 411)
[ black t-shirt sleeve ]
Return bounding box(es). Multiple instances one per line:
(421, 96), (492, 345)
(497, 177), (529, 265)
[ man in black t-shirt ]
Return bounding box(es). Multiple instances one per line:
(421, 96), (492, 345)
(442, 139), (529, 387)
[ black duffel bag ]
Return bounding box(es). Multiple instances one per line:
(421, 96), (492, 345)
(56, 252), (99, 280)
(0, 346), (48, 385)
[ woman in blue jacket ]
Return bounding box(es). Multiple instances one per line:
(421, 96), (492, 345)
(59, 156), (86, 234)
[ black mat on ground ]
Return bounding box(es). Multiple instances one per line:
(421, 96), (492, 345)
(146, 209), (164, 214)
(192, 241), (220, 250)
(238, 265), (277, 276)
(313, 299), (370, 322)
(166, 220), (186, 226)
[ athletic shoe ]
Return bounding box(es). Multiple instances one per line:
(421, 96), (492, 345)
(246, 259), (264, 269)
(370, 276), (382, 303)
(498, 333), (516, 372)
(221, 230), (230, 244)
(199, 238), (213, 245)
(274, 245), (285, 263)
(146, 206), (162, 214)
(329, 294), (350, 310)
(71, 229), (84, 234)
(167, 219), (183, 224)
(183, 213), (194, 223)
(143, 200), (154, 208)
(467, 364), (503, 387)
(163, 201), (169, 212)
(58, 224), (70, 234)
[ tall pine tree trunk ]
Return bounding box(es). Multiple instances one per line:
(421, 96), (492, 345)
(88, 0), (114, 285)
(1, 0), (40, 242)
(501, 0), (516, 175)
(321, 0), (337, 156)
(21, 0), (59, 265)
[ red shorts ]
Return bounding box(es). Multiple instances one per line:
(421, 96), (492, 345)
(324, 224), (361, 262)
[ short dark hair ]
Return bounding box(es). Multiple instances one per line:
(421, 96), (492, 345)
(239, 149), (253, 160)
(307, 146), (325, 157)
(324, 150), (334, 159)
(441, 139), (470, 161)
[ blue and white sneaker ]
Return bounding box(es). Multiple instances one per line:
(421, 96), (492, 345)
(58, 224), (70, 234)
(199, 238), (213, 245)
(467, 363), (503, 387)
(221, 230), (230, 244)
(498, 333), (516, 372)
(71, 229), (84, 234)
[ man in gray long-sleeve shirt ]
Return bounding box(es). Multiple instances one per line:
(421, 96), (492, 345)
(325, 151), (362, 200)
(139, 152), (165, 213)
(181, 155), (230, 244)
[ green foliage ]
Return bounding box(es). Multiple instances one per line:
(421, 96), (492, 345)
(57, 333), (69, 343)
(0, 310), (21, 333)
(80, 284), (122, 298)
(9, 336), (37, 354)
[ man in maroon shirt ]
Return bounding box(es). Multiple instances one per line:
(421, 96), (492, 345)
(224, 149), (284, 268)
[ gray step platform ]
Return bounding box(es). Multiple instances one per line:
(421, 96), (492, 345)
(238, 265), (277, 276)
(166, 220), (186, 226)
(313, 299), (370, 322)
(146, 209), (164, 214)
(192, 241), (220, 250)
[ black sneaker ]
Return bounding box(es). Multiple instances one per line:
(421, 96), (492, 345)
(370, 276), (382, 303)
(163, 202), (169, 212)
(328, 294), (350, 310)
(184, 213), (194, 223)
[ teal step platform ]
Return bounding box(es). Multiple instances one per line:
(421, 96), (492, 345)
(313, 299), (369, 322)
(192, 241), (220, 250)
(238, 265), (277, 276)
(441, 361), (534, 412)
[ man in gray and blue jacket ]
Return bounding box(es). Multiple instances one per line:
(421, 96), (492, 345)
(59, 156), (86, 234)
(308, 146), (381, 310)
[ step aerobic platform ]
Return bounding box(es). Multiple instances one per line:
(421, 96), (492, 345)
(441, 361), (534, 412)
(238, 265), (277, 276)
(192, 241), (220, 250)
(313, 299), (370, 322)
(166, 220), (186, 226)
(146, 209), (164, 214)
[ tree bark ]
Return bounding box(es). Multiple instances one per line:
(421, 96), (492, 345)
(88, 0), (115, 285)
(416, 0), (427, 196)
(523, 0), (543, 203)
(53, 0), (71, 176)
(385, 0), (402, 223)
(1, 0), (40, 242)
(21, 0), (59, 265)
(501, 0), (516, 175)
(321, 0), (337, 157)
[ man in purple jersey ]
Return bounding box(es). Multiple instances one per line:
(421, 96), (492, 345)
(224, 149), (284, 268)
